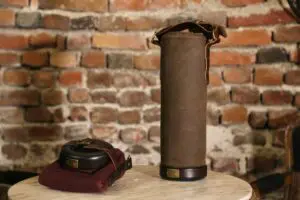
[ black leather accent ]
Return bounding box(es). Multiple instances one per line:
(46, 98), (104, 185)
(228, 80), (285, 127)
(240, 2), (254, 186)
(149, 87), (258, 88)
(251, 173), (285, 195)
(160, 165), (207, 181)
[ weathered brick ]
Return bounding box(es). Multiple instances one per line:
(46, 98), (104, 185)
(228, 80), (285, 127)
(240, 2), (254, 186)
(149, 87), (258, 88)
(25, 107), (53, 122)
(0, 108), (24, 124)
(134, 54), (160, 70)
(69, 106), (88, 121)
(268, 109), (298, 129)
(207, 88), (230, 105)
(39, 0), (107, 12)
(87, 71), (113, 88)
(233, 134), (266, 146)
(91, 126), (118, 139)
(59, 70), (83, 87)
(118, 91), (148, 107)
(218, 29), (271, 47)
(274, 26), (300, 42)
(56, 35), (66, 50)
(0, 34), (28, 49)
(0, 8), (15, 27)
(42, 14), (70, 31)
(222, 105), (248, 124)
(22, 51), (49, 67)
(108, 54), (133, 69)
(247, 156), (278, 172)
(295, 93), (300, 108)
(0, 53), (19, 66)
(126, 16), (166, 30)
(32, 70), (55, 88)
(94, 16), (126, 31)
(113, 72), (152, 88)
(223, 67), (251, 84)
(2, 144), (27, 160)
(148, 0), (181, 9)
(92, 33), (147, 50)
(1, 127), (29, 142)
(126, 145), (150, 154)
(0, 0), (28, 7)
(3, 69), (30, 86)
(68, 88), (89, 103)
(285, 70), (300, 85)
(118, 110), (141, 124)
(67, 34), (90, 50)
(91, 107), (118, 123)
(221, 0), (264, 7)
(210, 51), (255, 66)
(81, 51), (105, 68)
(231, 87), (260, 104)
(110, 0), (147, 11)
(148, 126), (160, 143)
(65, 125), (89, 140)
(71, 16), (95, 30)
(144, 107), (160, 122)
(29, 32), (56, 48)
(53, 107), (68, 123)
(254, 68), (283, 85)
(0, 90), (40, 106)
(16, 12), (41, 28)
(291, 47), (299, 63)
(257, 47), (289, 63)
(207, 106), (221, 125)
(50, 52), (78, 68)
(42, 90), (65, 105)
(151, 88), (160, 103)
(272, 129), (285, 147)
(228, 10), (295, 27)
(91, 91), (116, 104)
(212, 157), (239, 173)
(119, 128), (147, 144)
(209, 71), (223, 87)
(248, 111), (267, 129)
(28, 126), (63, 141)
(262, 90), (293, 105)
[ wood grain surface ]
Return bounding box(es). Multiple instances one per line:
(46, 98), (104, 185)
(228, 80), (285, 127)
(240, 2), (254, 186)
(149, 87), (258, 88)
(8, 165), (252, 200)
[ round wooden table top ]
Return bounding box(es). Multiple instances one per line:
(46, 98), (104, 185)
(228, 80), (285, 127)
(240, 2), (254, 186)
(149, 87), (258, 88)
(8, 165), (253, 200)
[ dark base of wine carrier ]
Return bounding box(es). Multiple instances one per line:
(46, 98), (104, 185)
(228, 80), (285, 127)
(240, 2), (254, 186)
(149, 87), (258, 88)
(160, 165), (207, 181)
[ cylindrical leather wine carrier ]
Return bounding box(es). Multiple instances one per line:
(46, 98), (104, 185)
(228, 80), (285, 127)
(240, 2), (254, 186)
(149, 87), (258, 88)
(151, 21), (226, 181)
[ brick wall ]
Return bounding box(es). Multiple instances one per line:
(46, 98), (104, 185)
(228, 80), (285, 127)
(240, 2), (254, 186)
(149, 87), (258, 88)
(0, 0), (299, 188)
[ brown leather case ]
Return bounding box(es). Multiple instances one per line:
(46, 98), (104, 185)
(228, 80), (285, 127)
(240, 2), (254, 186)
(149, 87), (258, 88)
(151, 21), (226, 181)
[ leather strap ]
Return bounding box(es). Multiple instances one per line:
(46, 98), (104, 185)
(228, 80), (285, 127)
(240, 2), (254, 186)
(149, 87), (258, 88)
(151, 20), (226, 85)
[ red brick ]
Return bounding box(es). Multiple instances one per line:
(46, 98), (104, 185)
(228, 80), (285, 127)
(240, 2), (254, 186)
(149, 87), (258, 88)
(29, 32), (56, 48)
(228, 10), (295, 27)
(42, 90), (65, 105)
(32, 70), (55, 88)
(119, 128), (147, 144)
(295, 93), (300, 108)
(68, 88), (89, 103)
(67, 34), (91, 50)
(0, 9), (15, 27)
(249, 111), (267, 129)
(118, 91), (148, 107)
(262, 90), (293, 105)
(81, 51), (106, 68)
(0, 108), (24, 124)
(59, 70), (83, 87)
(268, 109), (298, 129)
(126, 17), (166, 30)
(56, 35), (66, 50)
(208, 88), (230, 105)
(3, 69), (30, 86)
(133, 54), (160, 70)
(94, 16), (126, 31)
(0, 90), (40, 106)
(0, 34), (28, 49)
(50, 52), (78, 68)
(0, 0), (29, 7)
(0, 53), (19, 66)
(118, 110), (141, 124)
(254, 68), (283, 85)
(25, 107), (53, 122)
(91, 91), (116, 104)
(274, 26), (300, 42)
(223, 67), (251, 84)
(91, 107), (118, 123)
(113, 72), (154, 88)
(43, 14), (70, 31)
(2, 144), (27, 160)
(22, 51), (49, 67)
(39, 0), (107, 12)
(151, 88), (160, 103)
(148, 126), (160, 142)
(28, 126), (63, 141)
(291, 48), (299, 63)
(231, 87), (260, 104)
(144, 107), (160, 122)
(91, 126), (118, 139)
(222, 105), (248, 124)
(209, 71), (223, 87)
(92, 33), (147, 50)
(2, 127), (29, 142)
(285, 70), (300, 85)
(87, 71), (113, 88)
(210, 51), (255, 66)
(221, 0), (264, 7)
(70, 106), (88, 121)
(148, 0), (181, 9)
(217, 29), (271, 47)
(110, 0), (147, 11)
